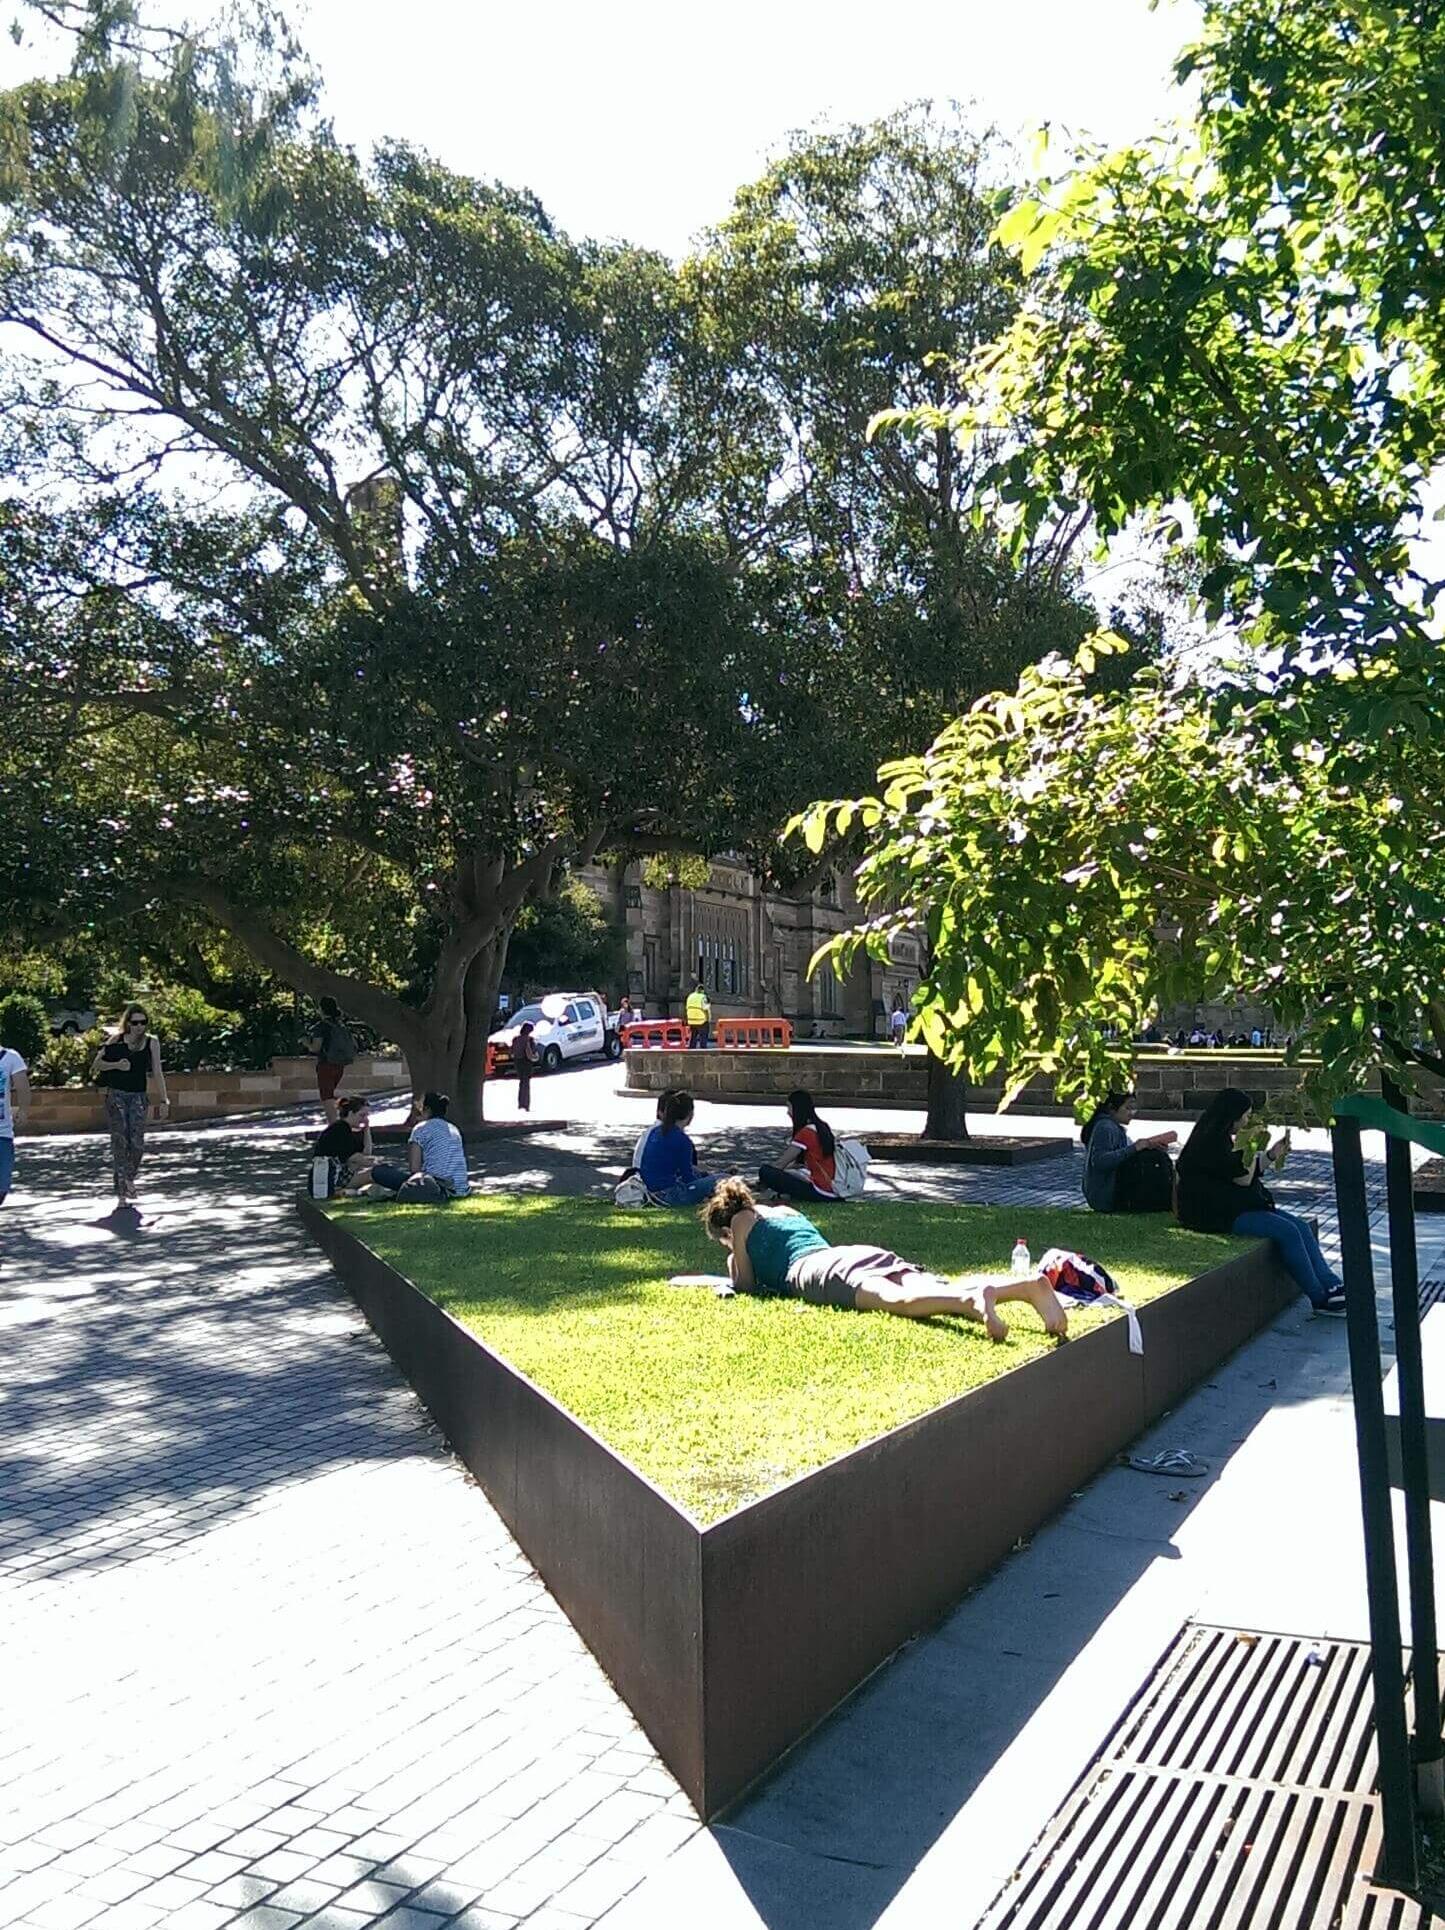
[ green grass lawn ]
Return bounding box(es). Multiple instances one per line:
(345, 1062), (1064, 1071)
(330, 1196), (1243, 1523)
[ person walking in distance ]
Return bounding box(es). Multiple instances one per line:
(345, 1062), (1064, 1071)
(516, 1020), (538, 1113)
(91, 1004), (168, 1207)
(0, 1027), (31, 1205)
(686, 978), (712, 1050)
(305, 995), (356, 1125)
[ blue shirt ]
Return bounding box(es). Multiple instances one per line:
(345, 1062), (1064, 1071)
(746, 1210), (830, 1293)
(409, 1117), (470, 1196)
(639, 1125), (696, 1193)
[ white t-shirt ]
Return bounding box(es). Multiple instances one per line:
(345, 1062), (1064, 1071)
(409, 1116), (470, 1195)
(0, 1048), (27, 1138)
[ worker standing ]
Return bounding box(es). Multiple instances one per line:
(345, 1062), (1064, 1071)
(685, 979), (712, 1050)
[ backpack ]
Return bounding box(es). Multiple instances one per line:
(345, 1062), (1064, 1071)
(613, 1168), (655, 1208)
(322, 1019), (357, 1066)
(830, 1137), (871, 1199)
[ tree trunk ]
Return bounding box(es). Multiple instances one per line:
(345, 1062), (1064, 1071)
(454, 929), (513, 1129)
(398, 1022), (467, 1126)
(924, 1052), (971, 1141)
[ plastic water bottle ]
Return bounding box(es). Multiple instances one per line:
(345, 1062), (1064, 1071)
(1011, 1237), (1032, 1279)
(310, 1157), (332, 1201)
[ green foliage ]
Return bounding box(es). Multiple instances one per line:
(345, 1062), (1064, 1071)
(504, 878), (624, 998)
(0, 991), (47, 1062)
(334, 1192), (1238, 1521)
(819, 0), (1445, 1112)
(640, 854), (712, 893)
(31, 1026), (103, 1088)
(0, 30), (1178, 1116)
(688, 107), (1130, 878)
(0, 20), (774, 1108)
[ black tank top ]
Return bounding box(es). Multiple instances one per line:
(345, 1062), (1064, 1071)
(98, 1037), (151, 1093)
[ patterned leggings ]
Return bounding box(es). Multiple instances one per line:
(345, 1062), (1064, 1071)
(104, 1090), (149, 1196)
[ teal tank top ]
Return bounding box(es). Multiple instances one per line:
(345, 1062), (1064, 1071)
(746, 1210), (829, 1293)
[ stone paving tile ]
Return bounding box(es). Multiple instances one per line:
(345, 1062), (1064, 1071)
(0, 1122), (697, 1926)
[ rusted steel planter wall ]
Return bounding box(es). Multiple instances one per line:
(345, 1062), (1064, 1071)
(299, 1199), (1292, 1818)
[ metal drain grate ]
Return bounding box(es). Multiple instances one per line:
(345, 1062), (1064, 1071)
(978, 1626), (1435, 1930)
(1418, 1270), (1445, 1319)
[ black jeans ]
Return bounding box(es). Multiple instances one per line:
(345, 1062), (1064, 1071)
(759, 1164), (829, 1203)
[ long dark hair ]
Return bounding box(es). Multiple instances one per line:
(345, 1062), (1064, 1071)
(787, 1089), (835, 1157)
(1081, 1090), (1131, 1149)
(1179, 1087), (1252, 1169)
(660, 1090), (695, 1131)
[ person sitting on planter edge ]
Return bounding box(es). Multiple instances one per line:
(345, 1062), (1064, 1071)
(312, 1096), (373, 1189)
(701, 1179), (1068, 1342)
(362, 1091), (470, 1202)
(1176, 1087), (1344, 1312)
(639, 1089), (718, 1205)
(759, 1090), (839, 1202)
(1081, 1091), (1177, 1214)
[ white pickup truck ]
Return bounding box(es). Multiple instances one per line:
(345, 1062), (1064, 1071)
(488, 992), (621, 1073)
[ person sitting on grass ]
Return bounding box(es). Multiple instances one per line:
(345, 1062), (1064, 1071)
(1081, 1091), (1177, 1214)
(759, 1090), (839, 1203)
(361, 1091), (471, 1202)
(700, 1179), (1069, 1341)
(311, 1096), (373, 1187)
(631, 1089), (680, 1171)
(639, 1089), (718, 1205)
(1176, 1087), (1343, 1312)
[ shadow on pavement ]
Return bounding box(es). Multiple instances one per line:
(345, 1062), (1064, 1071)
(0, 1122), (437, 1581)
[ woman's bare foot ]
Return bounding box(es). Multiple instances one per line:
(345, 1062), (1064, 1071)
(977, 1282), (1008, 1343)
(1025, 1278), (1069, 1338)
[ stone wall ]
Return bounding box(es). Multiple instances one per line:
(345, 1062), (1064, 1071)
(625, 1046), (1445, 1121)
(25, 1054), (410, 1135)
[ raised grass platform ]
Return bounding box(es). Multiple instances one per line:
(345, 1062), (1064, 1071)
(299, 1195), (1293, 1816)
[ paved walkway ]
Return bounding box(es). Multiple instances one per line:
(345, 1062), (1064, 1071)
(0, 1068), (1421, 1930)
(0, 1119), (696, 1930)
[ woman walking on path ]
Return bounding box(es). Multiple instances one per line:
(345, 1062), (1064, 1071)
(1176, 1086), (1344, 1311)
(91, 1004), (168, 1205)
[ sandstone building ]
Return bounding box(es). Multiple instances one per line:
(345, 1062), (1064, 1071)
(578, 860), (922, 1039)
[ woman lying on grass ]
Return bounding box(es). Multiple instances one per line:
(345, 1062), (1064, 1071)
(700, 1179), (1069, 1342)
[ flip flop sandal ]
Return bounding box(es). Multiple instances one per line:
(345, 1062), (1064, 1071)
(1125, 1450), (1209, 1477)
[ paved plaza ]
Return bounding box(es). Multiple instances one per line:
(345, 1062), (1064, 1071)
(0, 1063), (1425, 1929)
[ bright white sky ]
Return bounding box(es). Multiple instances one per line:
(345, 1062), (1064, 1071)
(3, 0), (1201, 255)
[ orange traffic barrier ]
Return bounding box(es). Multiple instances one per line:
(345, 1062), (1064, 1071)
(714, 1018), (793, 1050)
(621, 1019), (693, 1051)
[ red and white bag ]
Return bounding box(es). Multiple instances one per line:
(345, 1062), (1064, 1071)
(1037, 1247), (1143, 1356)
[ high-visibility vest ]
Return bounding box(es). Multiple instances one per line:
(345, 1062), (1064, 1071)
(686, 989), (710, 1025)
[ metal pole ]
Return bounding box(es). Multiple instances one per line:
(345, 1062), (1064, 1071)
(1381, 1075), (1444, 1817)
(1333, 1114), (1418, 1887)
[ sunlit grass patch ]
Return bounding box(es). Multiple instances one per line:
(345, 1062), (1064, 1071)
(331, 1194), (1241, 1523)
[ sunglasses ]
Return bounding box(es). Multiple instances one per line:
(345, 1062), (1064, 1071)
(126, 1016), (149, 1027)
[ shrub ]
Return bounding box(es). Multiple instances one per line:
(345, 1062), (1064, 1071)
(0, 993), (48, 1065)
(32, 1028), (104, 1088)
